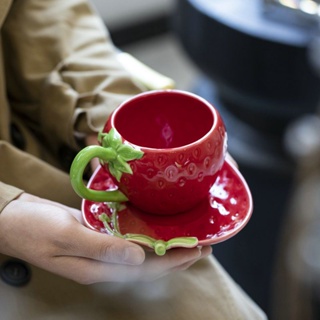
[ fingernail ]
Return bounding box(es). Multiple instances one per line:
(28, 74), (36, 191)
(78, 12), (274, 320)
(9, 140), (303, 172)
(124, 246), (145, 265)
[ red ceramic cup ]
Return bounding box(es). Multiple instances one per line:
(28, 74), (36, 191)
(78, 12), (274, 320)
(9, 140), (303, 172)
(70, 89), (227, 215)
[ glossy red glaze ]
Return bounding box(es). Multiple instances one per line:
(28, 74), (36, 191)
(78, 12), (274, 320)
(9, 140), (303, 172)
(82, 159), (253, 245)
(103, 90), (227, 215)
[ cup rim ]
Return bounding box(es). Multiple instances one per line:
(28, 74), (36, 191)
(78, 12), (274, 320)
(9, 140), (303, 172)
(109, 89), (222, 152)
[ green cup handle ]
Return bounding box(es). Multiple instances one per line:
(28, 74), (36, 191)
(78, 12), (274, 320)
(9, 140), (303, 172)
(70, 145), (128, 203)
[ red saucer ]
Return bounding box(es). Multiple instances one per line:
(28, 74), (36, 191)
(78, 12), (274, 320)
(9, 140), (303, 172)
(82, 159), (253, 248)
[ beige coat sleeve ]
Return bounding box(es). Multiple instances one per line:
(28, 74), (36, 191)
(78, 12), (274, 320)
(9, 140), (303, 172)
(0, 181), (23, 213)
(0, 0), (175, 208)
(2, 0), (146, 151)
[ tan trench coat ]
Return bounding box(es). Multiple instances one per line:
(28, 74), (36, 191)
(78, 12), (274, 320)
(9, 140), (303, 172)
(0, 1), (267, 319)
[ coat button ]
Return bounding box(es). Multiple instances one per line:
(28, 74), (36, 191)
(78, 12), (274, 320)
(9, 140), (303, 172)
(0, 259), (31, 287)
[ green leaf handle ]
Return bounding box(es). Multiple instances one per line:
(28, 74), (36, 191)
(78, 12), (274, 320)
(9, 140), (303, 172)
(70, 129), (143, 203)
(70, 145), (128, 202)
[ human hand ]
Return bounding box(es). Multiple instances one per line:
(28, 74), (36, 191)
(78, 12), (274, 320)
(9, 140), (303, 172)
(0, 193), (211, 284)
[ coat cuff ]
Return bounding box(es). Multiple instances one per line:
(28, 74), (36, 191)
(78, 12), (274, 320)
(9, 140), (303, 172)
(0, 181), (23, 213)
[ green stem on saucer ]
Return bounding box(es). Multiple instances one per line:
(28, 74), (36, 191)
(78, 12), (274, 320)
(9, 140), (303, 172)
(98, 204), (199, 256)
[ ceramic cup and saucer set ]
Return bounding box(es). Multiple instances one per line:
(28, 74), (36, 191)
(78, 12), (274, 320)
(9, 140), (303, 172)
(70, 90), (253, 256)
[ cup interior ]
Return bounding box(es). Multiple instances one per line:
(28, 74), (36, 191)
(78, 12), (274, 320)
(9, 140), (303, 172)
(113, 91), (215, 149)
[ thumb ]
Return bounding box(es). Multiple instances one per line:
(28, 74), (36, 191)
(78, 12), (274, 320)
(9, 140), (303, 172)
(66, 225), (146, 265)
